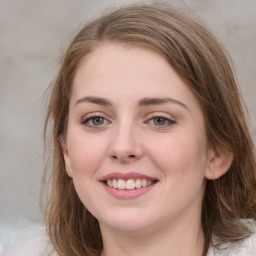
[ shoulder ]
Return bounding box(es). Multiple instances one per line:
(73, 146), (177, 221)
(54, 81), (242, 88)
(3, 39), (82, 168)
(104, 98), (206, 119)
(2, 226), (57, 256)
(208, 219), (256, 256)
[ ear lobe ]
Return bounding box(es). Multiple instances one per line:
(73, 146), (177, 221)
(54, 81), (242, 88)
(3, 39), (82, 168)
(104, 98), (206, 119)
(59, 136), (73, 178)
(205, 146), (234, 180)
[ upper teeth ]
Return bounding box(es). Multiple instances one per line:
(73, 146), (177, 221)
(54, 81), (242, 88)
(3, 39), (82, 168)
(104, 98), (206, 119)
(106, 179), (153, 190)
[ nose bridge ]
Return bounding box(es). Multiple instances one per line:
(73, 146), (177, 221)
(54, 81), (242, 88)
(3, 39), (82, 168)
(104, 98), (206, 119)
(109, 119), (142, 162)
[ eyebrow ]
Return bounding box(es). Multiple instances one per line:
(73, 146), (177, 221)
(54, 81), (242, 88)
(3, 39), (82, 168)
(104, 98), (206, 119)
(75, 96), (112, 107)
(74, 96), (188, 109)
(137, 97), (188, 109)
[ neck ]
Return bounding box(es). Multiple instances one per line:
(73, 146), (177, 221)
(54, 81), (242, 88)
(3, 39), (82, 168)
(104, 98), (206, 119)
(100, 216), (205, 256)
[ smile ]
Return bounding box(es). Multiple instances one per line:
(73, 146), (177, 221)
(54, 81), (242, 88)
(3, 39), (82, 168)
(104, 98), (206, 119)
(100, 172), (158, 199)
(105, 179), (154, 190)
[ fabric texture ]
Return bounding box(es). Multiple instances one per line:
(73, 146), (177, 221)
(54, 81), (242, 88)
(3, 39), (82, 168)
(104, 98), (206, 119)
(207, 231), (256, 256)
(2, 227), (56, 256)
(207, 220), (256, 256)
(2, 221), (256, 256)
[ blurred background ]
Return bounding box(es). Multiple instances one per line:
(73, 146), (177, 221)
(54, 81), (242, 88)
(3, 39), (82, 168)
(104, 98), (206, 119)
(0, 0), (255, 252)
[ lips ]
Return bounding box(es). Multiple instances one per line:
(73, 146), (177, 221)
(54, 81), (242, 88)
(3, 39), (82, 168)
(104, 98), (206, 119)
(100, 172), (158, 199)
(106, 178), (154, 190)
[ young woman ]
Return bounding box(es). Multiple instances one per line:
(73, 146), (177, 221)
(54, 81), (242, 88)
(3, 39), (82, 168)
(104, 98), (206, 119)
(4, 3), (256, 256)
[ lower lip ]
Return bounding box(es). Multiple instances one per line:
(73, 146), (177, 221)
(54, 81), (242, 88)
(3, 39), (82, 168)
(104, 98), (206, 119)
(102, 182), (157, 199)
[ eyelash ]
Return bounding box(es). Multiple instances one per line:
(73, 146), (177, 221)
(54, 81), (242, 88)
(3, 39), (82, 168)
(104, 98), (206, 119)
(146, 115), (176, 128)
(81, 115), (110, 127)
(81, 114), (176, 128)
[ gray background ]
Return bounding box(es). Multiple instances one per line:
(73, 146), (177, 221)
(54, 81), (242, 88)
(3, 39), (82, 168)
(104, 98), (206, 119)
(0, 0), (255, 251)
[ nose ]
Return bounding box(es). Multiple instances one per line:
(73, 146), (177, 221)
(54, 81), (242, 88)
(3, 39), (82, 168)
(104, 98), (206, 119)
(109, 123), (143, 163)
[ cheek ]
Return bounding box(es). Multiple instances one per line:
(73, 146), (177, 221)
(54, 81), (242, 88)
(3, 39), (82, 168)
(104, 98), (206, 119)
(66, 132), (108, 210)
(149, 132), (208, 212)
(67, 131), (108, 177)
(148, 131), (208, 182)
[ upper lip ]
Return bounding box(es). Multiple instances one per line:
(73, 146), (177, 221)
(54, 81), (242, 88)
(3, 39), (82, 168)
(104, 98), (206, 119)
(100, 172), (158, 181)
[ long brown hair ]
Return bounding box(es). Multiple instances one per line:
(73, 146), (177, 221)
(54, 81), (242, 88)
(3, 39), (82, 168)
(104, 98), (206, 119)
(43, 3), (256, 256)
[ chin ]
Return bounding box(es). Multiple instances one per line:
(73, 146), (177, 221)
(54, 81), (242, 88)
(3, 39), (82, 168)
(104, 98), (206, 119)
(98, 211), (153, 234)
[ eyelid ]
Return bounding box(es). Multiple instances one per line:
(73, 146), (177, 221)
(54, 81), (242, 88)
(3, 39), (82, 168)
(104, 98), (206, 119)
(81, 112), (110, 120)
(145, 112), (176, 127)
(81, 112), (111, 127)
(146, 112), (176, 121)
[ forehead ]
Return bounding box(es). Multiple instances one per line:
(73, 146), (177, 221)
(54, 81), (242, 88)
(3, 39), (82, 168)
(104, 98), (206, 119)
(70, 42), (205, 120)
(72, 43), (190, 98)
(76, 42), (168, 80)
(70, 42), (205, 130)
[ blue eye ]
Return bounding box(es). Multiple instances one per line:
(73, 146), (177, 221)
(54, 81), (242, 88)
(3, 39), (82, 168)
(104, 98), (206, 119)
(82, 116), (108, 127)
(148, 116), (175, 127)
(153, 117), (167, 126)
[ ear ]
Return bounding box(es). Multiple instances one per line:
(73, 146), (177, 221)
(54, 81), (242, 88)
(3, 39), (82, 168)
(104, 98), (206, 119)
(205, 146), (234, 180)
(59, 136), (73, 178)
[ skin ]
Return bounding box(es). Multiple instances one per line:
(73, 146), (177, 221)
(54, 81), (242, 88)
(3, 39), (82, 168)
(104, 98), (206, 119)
(62, 43), (233, 256)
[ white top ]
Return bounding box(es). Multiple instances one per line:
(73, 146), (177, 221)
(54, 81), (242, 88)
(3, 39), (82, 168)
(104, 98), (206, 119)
(2, 227), (57, 256)
(207, 233), (256, 256)
(2, 222), (256, 256)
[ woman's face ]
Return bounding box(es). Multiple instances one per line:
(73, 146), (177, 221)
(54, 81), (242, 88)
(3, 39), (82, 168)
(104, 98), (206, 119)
(63, 43), (214, 235)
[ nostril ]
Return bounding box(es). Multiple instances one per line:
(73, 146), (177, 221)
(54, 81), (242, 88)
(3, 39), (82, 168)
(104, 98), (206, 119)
(111, 154), (136, 161)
